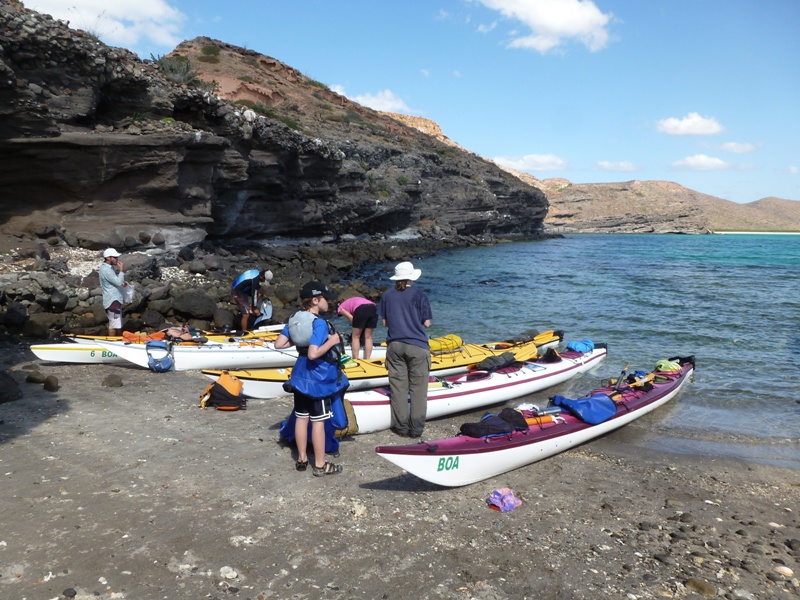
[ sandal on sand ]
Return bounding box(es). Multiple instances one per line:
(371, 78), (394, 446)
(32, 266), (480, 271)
(295, 459), (308, 472)
(312, 461), (342, 477)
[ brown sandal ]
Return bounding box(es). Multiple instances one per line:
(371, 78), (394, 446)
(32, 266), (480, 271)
(312, 461), (342, 477)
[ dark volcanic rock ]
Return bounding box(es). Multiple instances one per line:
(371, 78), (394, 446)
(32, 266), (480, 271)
(0, 5), (548, 253)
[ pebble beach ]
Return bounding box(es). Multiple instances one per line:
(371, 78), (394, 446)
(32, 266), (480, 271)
(0, 350), (798, 600)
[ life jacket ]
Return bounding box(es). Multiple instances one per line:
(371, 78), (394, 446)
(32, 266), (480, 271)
(200, 371), (246, 411)
(287, 310), (316, 349)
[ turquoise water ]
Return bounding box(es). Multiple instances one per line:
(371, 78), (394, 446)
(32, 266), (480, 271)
(343, 234), (800, 469)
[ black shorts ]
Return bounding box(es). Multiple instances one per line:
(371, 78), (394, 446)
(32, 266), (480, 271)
(293, 392), (333, 422)
(352, 303), (378, 330)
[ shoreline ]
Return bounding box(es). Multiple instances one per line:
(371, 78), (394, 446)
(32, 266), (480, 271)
(713, 231), (800, 235)
(1, 354), (798, 599)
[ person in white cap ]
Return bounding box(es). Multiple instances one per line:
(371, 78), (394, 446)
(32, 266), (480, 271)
(377, 261), (432, 438)
(99, 248), (125, 336)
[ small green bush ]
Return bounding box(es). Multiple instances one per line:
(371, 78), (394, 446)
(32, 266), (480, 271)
(306, 78), (328, 90)
(151, 54), (198, 85)
(201, 44), (221, 57)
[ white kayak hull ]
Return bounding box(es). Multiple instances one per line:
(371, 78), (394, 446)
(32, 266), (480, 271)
(30, 342), (127, 364)
(351, 346), (608, 434)
(94, 339), (385, 372)
(93, 339), (300, 371)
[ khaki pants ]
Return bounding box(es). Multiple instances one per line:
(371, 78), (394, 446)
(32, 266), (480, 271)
(386, 342), (431, 436)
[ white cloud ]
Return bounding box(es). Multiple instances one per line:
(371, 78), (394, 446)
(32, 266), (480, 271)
(494, 153), (567, 171)
(672, 154), (730, 171)
(596, 160), (639, 172)
(657, 112), (724, 136)
(27, 0), (185, 55)
(789, 166), (800, 175)
(477, 0), (612, 53)
(720, 142), (756, 154)
(420, 68), (431, 78)
(330, 86), (415, 114)
(477, 21), (497, 34)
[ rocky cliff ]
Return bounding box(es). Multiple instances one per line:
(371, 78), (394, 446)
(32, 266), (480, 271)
(0, 4), (549, 253)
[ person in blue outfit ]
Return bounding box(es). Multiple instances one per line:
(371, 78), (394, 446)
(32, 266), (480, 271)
(274, 281), (348, 476)
(377, 261), (432, 438)
(231, 268), (273, 331)
(98, 248), (125, 336)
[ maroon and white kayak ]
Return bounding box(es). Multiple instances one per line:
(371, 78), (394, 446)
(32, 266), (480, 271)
(351, 344), (608, 434)
(375, 356), (695, 487)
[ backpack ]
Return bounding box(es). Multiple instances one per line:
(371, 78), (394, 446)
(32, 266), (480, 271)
(145, 340), (174, 373)
(200, 371), (246, 411)
(459, 407), (529, 438)
(472, 352), (517, 374)
(333, 397), (359, 438)
(287, 310), (317, 347)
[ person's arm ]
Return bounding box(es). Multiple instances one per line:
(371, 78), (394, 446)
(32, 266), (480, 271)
(339, 309), (354, 324)
(307, 332), (340, 361)
(102, 263), (125, 290)
(274, 333), (292, 349)
(423, 319), (431, 328)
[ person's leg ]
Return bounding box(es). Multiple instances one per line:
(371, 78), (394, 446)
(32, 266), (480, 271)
(407, 345), (431, 437)
(107, 304), (123, 337)
(294, 414), (309, 463)
(386, 342), (410, 435)
(310, 420), (327, 468)
(363, 328), (374, 359)
(309, 398), (341, 475)
(240, 313), (249, 331)
(350, 327), (363, 359)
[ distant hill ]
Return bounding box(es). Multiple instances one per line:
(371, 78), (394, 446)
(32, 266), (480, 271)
(178, 36), (800, 235)
(536, 179), (800, 233)
(385, 119), (800, 234)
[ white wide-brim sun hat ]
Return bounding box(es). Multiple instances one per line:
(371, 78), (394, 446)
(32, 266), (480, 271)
(389, 261), (422, 281)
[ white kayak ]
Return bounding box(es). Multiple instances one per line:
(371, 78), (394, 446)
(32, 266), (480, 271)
(349, 344), (608, 434)
(29, 327), (284, 366)
(93, 338), (386, 372)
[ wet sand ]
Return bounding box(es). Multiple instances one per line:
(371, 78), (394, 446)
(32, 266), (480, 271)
(1, 355), (798, 600)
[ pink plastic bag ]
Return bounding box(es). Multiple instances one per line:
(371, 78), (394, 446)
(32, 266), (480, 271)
(487, 488), (522, 512)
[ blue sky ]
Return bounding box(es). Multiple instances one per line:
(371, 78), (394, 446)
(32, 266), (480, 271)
(27, 0), (800, 204)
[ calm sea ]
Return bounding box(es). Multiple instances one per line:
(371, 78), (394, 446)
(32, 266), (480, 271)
(338, 234), (800, 470)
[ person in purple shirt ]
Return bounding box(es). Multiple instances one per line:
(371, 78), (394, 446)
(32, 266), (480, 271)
(377, 261), (432, 438)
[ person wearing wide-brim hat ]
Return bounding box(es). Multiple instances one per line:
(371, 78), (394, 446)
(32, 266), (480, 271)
(377, 261), (432, 438)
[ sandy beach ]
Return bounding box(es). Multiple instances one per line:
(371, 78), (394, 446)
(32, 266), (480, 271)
(1, 349), (798, 600)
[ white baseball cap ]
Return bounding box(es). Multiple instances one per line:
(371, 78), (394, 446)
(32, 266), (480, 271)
(103, 248), (121, 258)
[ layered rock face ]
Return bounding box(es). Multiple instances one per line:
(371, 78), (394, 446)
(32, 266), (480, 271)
(0, 5), (548, 252)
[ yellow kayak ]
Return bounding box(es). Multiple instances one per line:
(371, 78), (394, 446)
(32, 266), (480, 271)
(202, 329), (563, 399)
